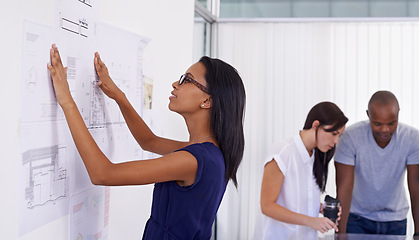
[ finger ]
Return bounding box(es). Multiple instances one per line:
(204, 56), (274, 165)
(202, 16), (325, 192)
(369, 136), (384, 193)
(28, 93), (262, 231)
(51, 44), (63, 65)
(94, 52), (99, 67)
(95, 52), (103, 65)
(331, 222), (338, 231)
(47, 63), (55, 74)
(94, 52), (101, 67)
(94, 53), (105, 73)
(94, 56), (100, 73)
(50, 48), (62, 68)
(96, 52), (107, 70)
(324, 219), (334, 229)
(50, 47), (55, 64)
(97, 81), (109, 93)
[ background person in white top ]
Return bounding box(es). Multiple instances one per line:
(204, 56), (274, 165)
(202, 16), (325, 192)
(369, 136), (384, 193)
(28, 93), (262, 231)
(255, 102), (348, 239)
(335, 90), (419, 236)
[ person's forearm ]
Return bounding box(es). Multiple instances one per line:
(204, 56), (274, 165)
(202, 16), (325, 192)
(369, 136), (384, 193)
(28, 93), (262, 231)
(412, 202), (419, 234)
(409, 185), (419, 234)
(336, 181), (353, 233)
(115, 94), (188, 155)
(336, 192), (352, 233)
(114, 94), (157, 151)
(335, 163), (354, 233)
(262, 203), (313, 227)
(407, 165), (419, 234)
(62, 101), (112, 184)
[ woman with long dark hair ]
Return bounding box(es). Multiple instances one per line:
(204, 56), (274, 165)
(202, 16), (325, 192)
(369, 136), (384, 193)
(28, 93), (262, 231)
(254, 102), (348, 239)
(47, 44), (245, 239)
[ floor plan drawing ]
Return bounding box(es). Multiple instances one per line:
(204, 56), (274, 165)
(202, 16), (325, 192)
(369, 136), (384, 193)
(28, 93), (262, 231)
(18, 120), (73, 236)
(22, 145), (68, 209)
(19, 1), (149, 235)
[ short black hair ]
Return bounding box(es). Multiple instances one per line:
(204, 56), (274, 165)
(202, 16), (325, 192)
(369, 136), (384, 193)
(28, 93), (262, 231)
(368, 90), (399, 111)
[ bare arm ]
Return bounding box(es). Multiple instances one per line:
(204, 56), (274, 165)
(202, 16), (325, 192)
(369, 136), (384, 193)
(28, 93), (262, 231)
(335, 162), (355, 233)
(260, 159), (338, 233)
(94, 52), (188, 155)
(48, 45), (197, 186)
(408, 164), (419, 234)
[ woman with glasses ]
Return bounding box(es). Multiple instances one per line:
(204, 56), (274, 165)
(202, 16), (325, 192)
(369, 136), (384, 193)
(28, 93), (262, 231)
(254, 102), (348, 239)
(47, 44), (246, 239)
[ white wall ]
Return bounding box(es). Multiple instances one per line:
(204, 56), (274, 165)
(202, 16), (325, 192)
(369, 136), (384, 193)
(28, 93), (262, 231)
(216, 21), (419, 239)
(0, 1), (194, 239)
(216, 22), (333, 239)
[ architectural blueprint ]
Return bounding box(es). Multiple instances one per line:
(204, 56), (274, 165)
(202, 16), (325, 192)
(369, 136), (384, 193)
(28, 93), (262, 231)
(19, 21), (74, 236)
(22, 144), (68, 209)
(19, 0), (149, 235)
(70, 187), (109, 240)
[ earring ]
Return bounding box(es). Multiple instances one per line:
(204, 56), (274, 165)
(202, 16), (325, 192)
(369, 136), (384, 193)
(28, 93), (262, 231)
(201, 105), (205, 107)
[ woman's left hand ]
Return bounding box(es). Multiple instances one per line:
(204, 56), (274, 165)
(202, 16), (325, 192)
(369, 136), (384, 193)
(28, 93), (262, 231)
(320, 202), (342, 224)
(47, 44), (74, 109)
(337, 205), (342, 223)
(94, 52), (124, 101)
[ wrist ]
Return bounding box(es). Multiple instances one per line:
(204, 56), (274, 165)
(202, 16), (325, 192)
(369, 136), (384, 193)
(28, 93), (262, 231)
(114, 91), (127, 103)
(60, 99), (77, 112)
(304, 216), (315, 229)
(115, 93), (131, 107)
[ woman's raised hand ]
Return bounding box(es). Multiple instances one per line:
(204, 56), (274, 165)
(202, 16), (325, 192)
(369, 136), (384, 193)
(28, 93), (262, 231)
(47, 44), (74, 109)
(94, 52), (124, 101)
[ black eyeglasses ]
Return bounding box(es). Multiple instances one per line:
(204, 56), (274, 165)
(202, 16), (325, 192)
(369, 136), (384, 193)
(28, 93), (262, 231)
(178, 74), (210, 94)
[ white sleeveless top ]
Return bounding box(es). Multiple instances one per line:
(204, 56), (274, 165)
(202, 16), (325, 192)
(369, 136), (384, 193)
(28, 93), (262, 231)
(253, 134), (320, 240)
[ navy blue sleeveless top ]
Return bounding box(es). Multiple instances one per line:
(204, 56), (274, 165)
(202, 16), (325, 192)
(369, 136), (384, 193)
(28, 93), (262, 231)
(142, 142), (227, 240)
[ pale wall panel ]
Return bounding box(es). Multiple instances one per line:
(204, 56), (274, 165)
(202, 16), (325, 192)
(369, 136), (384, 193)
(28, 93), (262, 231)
(217, 22), (331, 239)
(217, 21), (419, 239)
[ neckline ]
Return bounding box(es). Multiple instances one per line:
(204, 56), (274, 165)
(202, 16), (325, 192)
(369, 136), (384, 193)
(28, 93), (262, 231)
(192, 141), (220, 149)
(194, 135), (212, 144)
(295, 134), (314, 163)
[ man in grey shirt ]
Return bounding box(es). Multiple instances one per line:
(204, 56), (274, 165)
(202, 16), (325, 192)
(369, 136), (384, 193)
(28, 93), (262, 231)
(335, 90), (419, 235)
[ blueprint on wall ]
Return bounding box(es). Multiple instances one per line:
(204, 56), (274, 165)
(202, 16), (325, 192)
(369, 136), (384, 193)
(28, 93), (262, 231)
(70, 187), (110, 240)
(19, 20), (75, 236)
(19, 0), (149, 236)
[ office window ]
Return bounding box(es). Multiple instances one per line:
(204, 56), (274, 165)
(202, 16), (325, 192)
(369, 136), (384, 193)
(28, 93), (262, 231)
(219, 0), (419, 18)
(194, 0), (217, 61)
(193, 13), (211, 61)
(197, 0), (213, 11)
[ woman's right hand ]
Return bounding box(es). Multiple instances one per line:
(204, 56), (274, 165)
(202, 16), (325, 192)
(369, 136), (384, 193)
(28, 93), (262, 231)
(308, 217), (338, 233)
(94, 52), (124, 101)
(48, 44), (74, 109)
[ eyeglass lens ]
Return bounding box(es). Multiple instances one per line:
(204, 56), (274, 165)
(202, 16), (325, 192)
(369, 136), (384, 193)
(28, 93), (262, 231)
(179, 74), (187, 85)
